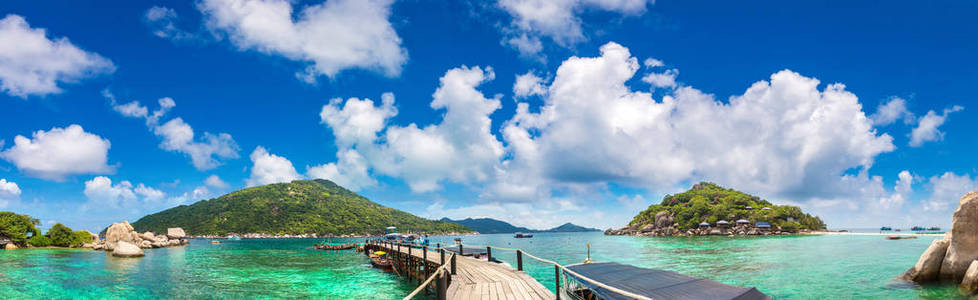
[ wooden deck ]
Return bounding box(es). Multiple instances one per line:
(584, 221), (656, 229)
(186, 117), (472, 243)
(370, 243), (555, 300)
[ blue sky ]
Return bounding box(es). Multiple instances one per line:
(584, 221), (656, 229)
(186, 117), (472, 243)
(1, 0), (976, 232)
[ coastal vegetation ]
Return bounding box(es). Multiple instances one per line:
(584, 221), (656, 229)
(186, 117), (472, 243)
(629, 182), (826, 231)
(0, 212), (94, 247)
(131, 179), (473, 236)
(0, 211), (40, 245)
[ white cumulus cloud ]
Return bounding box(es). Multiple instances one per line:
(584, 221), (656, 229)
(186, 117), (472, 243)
(0, 178), (21, 208)
(909, 105), (963, 147)
(197, 0), (407, 81)
(870, 97), (914, 126)
(0, 14), (114, 98)
(495, 42), (895, 203)
(924, 172), (977, 213)
(144, 6), (196, 42)
(246, 146), (302, 187)
(513, 71), (547, 98)
(204, 174), (230, 189)
(0, 124), (114, 181)
(497, 0), (652, 56)
(108, 95), (240, 170)
(83, 176), (164, 209)
(319, 66), (504, 192)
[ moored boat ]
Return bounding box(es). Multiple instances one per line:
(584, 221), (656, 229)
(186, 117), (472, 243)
(514, 232), (533, 238)
(369, 251), (392, 270)
(880, 226), (892, 231)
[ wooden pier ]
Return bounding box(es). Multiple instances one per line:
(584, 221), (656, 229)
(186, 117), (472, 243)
(361, 240), (555, 300)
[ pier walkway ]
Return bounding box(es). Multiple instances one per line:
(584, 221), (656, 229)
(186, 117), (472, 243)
(364, 241), (554, 300)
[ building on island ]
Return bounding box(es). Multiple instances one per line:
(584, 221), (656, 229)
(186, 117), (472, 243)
(717, 220), (730, 227)
(736, 219), (751, 226)
(699, 222), (711, 228)
(756, 222), (772, 231)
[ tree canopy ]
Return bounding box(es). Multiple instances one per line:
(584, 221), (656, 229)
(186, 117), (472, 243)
(0, 211), (40, 245)
(629, 182), (826, 231)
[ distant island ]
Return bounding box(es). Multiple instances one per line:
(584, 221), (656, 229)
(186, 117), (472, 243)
(607, 182), (826, 236)
(131, 179), (473, 236)
(441, 217), (601, 234)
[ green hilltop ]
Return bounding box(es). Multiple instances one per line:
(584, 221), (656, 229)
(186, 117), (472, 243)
(131, 179), (472, 236)
(630, 182), (826, 231)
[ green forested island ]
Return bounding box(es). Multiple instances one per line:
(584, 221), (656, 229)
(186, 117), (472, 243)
(131, 179), (472, 236)
(624, 182), (826, 232)
(440, 218), (601, 234)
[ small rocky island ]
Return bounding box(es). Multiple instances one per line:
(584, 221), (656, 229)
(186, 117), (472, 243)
(903, 190), (978, 295)
(606, 182), (826, 236)
(85, 221), (189, 257)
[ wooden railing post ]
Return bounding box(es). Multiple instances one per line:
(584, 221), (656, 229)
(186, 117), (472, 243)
(436, 242), (440, 249)
(517, 250), (523, 271)
(436, 269), (448, 300)
(451, 253), (457, 275)
(487, 246), (492, 262)
(423, 246), (429, 285)
(440, 248), (445, 266)
(554, 265), (561, 300)
(458, 243), (463, 256)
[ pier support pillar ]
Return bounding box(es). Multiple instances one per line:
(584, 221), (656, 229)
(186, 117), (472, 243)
(487, 246), (492, 262)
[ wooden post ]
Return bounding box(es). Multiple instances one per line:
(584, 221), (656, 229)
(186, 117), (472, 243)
(436, 242), (440, 249)
(451, 253), (457, 275)
(423, 246), (429, 281)
(407, 246), (413, 280)
(517, 250), (523, 271)
(436, 269), (448, 300)
(458, 243), (463, 256)
(555, 265), (561, 300)
(487, 246), (492, 262)
(440, 248), (445, 266)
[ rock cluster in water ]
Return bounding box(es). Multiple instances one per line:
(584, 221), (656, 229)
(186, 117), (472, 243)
(903, 190), (978, 295)
(604, 211), (807, 236)
(82, 221), (188, 257)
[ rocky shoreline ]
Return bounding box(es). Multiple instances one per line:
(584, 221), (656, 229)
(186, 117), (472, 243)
(903, 190), (978, 296)
(189, 232), (475, 239)
(82, 221), (188, 257)
(605, 211), (818, 237)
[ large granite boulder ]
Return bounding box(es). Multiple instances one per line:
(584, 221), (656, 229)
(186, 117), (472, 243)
(961, 260), (978, 295)
(904, 238), (950, 282)
(640, 224), (655, 233)
(5, 243), (17, 250)
(167, 228), (186, 239)
(111, 241), (144, 257)
(105, 221), (138, 244)
(941, 191), (978, 280)
(654, 211), (674, 228)
(139, 232), (156, 241)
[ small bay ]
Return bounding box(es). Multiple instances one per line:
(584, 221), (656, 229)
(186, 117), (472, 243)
(0, 232), (962, 299)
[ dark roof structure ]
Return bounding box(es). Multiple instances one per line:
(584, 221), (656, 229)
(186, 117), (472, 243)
(756, 222), (772, 228)
(565, 262), (771, 300)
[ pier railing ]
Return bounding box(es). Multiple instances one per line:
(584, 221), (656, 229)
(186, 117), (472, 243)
(365, 239), (651, 300)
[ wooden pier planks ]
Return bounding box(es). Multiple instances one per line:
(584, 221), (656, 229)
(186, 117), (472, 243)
(372, 243), (554, 300)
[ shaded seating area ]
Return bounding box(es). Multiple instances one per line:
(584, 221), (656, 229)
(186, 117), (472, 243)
(736, 219), (750, 226)
(717, 220), (730, 227)
(564, 262), (771, 300)
(756, 222), (772, 231)
(698, 222), (710, 228)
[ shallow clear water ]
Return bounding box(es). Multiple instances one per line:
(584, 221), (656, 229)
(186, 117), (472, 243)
(0, 233), (963, 299)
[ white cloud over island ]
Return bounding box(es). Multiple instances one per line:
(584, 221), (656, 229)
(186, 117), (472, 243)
(308, 41), (969, 228)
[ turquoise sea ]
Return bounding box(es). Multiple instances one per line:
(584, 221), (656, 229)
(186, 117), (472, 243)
(0, 232), (963, 299)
